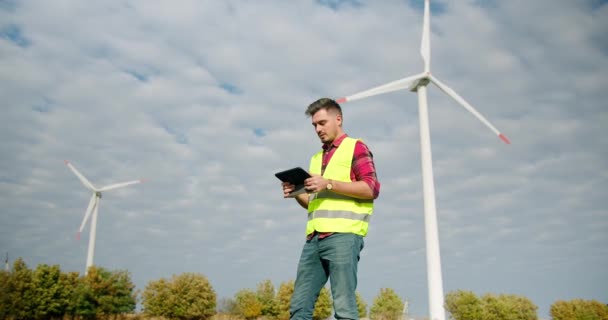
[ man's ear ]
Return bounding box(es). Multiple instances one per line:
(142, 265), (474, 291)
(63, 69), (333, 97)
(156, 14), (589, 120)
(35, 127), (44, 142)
(336, 113), (343, 127)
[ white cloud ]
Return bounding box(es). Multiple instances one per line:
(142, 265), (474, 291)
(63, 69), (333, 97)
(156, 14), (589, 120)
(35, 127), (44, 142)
(1, 0), (607, 317)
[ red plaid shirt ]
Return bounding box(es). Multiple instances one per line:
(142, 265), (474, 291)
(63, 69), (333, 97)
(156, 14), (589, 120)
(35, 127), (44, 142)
(309, 134), (380, 240)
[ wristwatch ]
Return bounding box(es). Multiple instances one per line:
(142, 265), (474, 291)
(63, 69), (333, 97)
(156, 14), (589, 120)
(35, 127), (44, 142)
(326, 179), (333, 190)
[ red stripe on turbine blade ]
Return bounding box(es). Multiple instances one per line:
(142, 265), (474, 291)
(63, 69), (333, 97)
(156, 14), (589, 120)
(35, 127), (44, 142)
(64, 160), (70, 164)
(335, 97), (347, 104)
(499, 133), (511, 144)
(76, 232), (81, 240)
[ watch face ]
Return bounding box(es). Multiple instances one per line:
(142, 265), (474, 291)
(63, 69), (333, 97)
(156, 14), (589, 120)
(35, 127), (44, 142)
(327, 183), (333, 190)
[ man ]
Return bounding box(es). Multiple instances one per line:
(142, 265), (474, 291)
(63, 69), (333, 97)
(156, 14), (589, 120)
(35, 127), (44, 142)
(282, 98), (380, 320)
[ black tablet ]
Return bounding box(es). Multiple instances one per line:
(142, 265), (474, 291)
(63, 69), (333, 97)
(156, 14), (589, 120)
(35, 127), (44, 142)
(275, 167), (311, 185)
(275, 167), (311, 196)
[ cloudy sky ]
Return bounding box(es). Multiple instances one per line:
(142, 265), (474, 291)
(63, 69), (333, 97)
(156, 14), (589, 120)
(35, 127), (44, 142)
(1, 0), (607, 317)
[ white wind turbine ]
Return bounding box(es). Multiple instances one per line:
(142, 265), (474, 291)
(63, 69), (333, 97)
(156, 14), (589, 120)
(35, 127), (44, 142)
(65, 160), (144, 274)
(335, 1), (510, 319)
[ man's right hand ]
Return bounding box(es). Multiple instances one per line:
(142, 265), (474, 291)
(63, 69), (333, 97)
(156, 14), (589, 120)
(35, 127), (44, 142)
(282, 182), (296, 198)
(283, 182), (309, 209)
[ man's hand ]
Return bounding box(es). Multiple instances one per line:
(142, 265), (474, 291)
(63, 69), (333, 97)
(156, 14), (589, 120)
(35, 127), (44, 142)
(304, 174), (329, 193)
(282, 182), (296, 198)
(282, 181), (309, 209)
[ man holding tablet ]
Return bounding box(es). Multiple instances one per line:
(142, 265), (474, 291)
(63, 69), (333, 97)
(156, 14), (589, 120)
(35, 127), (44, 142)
(280, 98), (381, 320)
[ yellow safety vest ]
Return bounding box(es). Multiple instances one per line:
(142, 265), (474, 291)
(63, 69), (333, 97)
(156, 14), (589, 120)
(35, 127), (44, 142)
(307, 137), (374, 236)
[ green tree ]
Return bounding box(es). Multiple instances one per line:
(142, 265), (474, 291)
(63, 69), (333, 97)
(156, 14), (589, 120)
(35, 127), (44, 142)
(31, 264), (70, 319)
(445, 290), (483, 320)
(101, 268), (137, 315)
(276, 280), (295, 320)
(235, 289), (263, 320)
(585, 300), (608, 320)
(61, 271), (81, 319)
(0, 269), (11, 319)
(356, 292), (368, 319)
(481, 293), (537, 320)
(142, 278), (172, 318)
(71, 266), (137, 319)
(171, 273), (216, 319)
(143, 272), (216, 320)
(257, 279), (279, 317)
(8, 258), (36, 320)
(70, 272), (95, 319)
(1, 259), (139, 320)
(550, 299), (608, 320)
(313, 286), (332, 320)
(506, 294), (538, 320)
(369, 288), (404, 320)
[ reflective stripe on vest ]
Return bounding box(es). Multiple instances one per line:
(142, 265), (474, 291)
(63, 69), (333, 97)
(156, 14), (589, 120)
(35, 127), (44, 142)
(308, 210), (372, 222)
(306, 136), (373, 236)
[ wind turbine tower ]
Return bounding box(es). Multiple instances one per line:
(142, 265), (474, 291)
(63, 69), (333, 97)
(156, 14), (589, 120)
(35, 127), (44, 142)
(335, 1), (510, 319)
(65, 161), (144, 275)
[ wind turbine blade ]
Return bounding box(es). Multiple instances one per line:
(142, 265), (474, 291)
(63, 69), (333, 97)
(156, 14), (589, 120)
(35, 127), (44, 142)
(429, 75), (511, 144)
(421, 0), (431, 72)
(65, 161), (97, 191)
(77, 194), (97, 240)
(98, 179), (143, 192)
(336, 73), (425, 103)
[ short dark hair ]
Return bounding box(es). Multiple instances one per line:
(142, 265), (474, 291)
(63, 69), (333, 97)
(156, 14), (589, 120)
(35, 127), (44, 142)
(305, 98), (342, 117)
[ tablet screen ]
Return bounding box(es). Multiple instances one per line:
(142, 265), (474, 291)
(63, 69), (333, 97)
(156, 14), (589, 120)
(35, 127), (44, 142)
(274, 167), (311, 185)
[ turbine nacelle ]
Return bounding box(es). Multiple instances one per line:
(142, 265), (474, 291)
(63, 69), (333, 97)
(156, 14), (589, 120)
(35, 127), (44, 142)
(409, 76), (431, 92)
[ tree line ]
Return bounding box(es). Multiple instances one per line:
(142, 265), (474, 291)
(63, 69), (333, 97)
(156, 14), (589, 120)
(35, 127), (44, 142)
(1, 258), (606, 320)
(0, 258), (135, 319)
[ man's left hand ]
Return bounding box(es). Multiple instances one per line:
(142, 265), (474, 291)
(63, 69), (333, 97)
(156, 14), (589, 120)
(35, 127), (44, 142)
(304, 174), (329, 193)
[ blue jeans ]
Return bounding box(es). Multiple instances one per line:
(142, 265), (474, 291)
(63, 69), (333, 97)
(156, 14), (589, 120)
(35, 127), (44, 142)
(290, 233), (364, 320)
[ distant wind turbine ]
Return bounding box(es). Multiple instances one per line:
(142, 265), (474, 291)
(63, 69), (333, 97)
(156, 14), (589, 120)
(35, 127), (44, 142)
(4, 252), (8, 272)
(65, 161), (144, 274)
(335, 1), (510, 319)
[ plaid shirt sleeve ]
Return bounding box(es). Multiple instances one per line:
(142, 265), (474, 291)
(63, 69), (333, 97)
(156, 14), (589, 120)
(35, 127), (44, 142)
(351, 140), (381, 199)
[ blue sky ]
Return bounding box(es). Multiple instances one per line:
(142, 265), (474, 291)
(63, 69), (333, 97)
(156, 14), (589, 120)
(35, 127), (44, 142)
(1, 0), (607, 318)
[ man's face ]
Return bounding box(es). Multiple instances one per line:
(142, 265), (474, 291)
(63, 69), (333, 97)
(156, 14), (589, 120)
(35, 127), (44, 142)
(311, 108), (342, 144)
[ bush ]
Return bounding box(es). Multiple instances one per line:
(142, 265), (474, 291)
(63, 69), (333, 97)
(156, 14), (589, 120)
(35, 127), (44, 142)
(7, 258), (36, 320)
(1, 258), (137, 320)
(369, 288), (403, 320)
(31, 264), (71, 319)
(142, 272), (216, 320)
(71, 266), (137, 319)
(235, 289), (263, 320)
(550, 299), (608, 320)
(0, 269), (10, 319)
(445, 290), (483, 320)
(481, 293), (537, 320)
(256, 279), (279, 318)
(445, 290), (537, 320)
